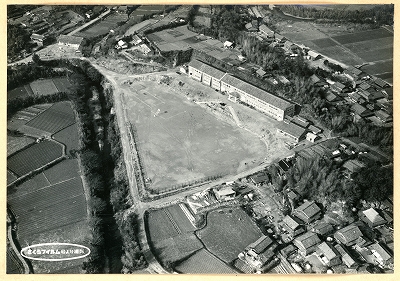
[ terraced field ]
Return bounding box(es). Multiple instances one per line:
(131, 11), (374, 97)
(23, 101), (76, 135)
(7, 140), (64, 177)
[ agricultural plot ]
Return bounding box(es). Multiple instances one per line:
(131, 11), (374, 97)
(43, 159), (80, 185)
(164, 204), (197, 232)
(124, 79), (267, 191)
(129, 5), (165, 19)
(7, 140), (64, 177)
(30, 79), (59, 96)
(76, 13), (127, 38)
(196, 208), (262, 264)
(175, 248), (238, 274)
(53, 123), (80, 153)
(7, 135), (35, 156)
(7, 173), (50, 199)
(355, 47), (393, 62)
(152, 234), (203, 263)
(23, 101), (76, 135)
(52, 77), (74, 92)
(331, 28), (393, 45)
(7, 84), (34, 101)
(7, 170), (18, 185)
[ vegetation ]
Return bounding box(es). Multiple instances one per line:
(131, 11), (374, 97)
(278, 5), (394, 26)
(7, 24), (31, 59)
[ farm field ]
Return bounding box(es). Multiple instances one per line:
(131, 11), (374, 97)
(196, 207), (262, 263)
(52, 77), (75, 92)
(277, 22), (393, 83)
(147, 204), (203, 263)
(7, 140), (64, 177)
(7, 84), (34, 100)
(7, 171), (18, 185)
(43, 159), (80, 185)
(22, 101), (76, 135)
(75, 13), (128, 38)
(123, 79), (267, 191)
(30, 79), (59, 96)
(129, 5), (165, 20)
(53, 123), (80, 153)
(7, 135), (35, 156)
(175, 248), (238, 274)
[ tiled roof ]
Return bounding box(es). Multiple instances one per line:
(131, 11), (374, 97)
(259, 24), (274, 35)
(293, 201), (321, 221)
(362, 208), (386, 225)
(281, 215), (303, 230)
(334, 225), (362, 245)
(294, 232), (321, 249)
(221, 74), (293, 110)
(276, 121), (306, 139)
(188, 59), (226, 80)
(316, 242), (340, 260)
(368, 243), (392, 261)
(312, 221), (334, 236)
(250, 235), (275, 254)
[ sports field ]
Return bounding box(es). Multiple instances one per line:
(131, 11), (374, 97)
(124, 80), (267, 191)
(196, 207), (262, 263)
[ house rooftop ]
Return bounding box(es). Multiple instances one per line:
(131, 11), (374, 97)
(361, 208), (386, 226)
(247, 235), (275, 254)
(293, 200), (321, 221)
(294, 231), (321, 249)
(281, 215), (303, 231)
(334, 225), (363, 245)
(316, 242), (340, 260)
(311, 221), (334, 236)
(368, 242), (392, 261)
(342, 159), (365, 173)
(276, 121), (307, 139)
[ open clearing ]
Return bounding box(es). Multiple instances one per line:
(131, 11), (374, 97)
(196, 207), (262, 263)
(124, 79), (267, 191)
(175, 248), (237, 274)
(7, 140), (64, 177)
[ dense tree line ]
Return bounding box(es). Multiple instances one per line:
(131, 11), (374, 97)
(286, 156), (392, 213)
(7, 24), (31, 60)
(278, 4), (394, 26)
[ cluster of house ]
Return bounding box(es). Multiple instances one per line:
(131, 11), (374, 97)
(186, 183), (254, 214)
(276, 198), (393, 273)
(311, 67), (393, 126)
(187, 59), (295, 121)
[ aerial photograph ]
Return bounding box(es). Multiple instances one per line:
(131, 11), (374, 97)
(6, 3), (394, 275)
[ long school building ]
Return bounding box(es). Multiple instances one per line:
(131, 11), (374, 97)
(188, 59), (295, 121)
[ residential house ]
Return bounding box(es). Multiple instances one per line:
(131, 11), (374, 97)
(373, 77), (388, 88)
(316, 242), (342, 267)
(291, 116), (310, 128)
(342, 159), (365, 178)
(245, 235), (277, 255)
(358, 81), (372, 91)
(224, 41), (234, 49)
(293, 231), (321, 256)
(255, 68), (267, 78)
(280, 244), (297, 258)
(259, 24), (274, 38)
(239, 235), (277, 271)
(57, 35), (84, 50)
(334, 244), (358, 268)
(360, 208), (386, 228)
(287, 190), (301, 204)
(375, 110), (392, 123)
(130, 34), (143, 45)
(309, 74), (327, 87)
(381, 87), (393, 101)
(274, 33), (286, 43)
(359, 88), (385, 102)
(368, 242), (393, 268)
(324, 92), (342, 103)
(30, 33), (47, 46)
(280, 215), (306, 238)
(277, 75), (290, 85)
(334, 225), (363, 246)
(307, 50), (322, 60)
(308, 125), (322, 135)
(214, 186), (236, 201)
(311, 221), (334, 237)
(343, 66), (362, 80)
(306, 132), (318, 143)
(293, 200), (322, 224)
(351, 103), (373, 118)
(245, 20), (259, 32)
(276, 121), (307, 143)
(330, 82), (347, 94)
(249, 173), (270, 186)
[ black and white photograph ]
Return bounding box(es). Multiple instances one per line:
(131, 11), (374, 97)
(5, 2), (395, 276)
